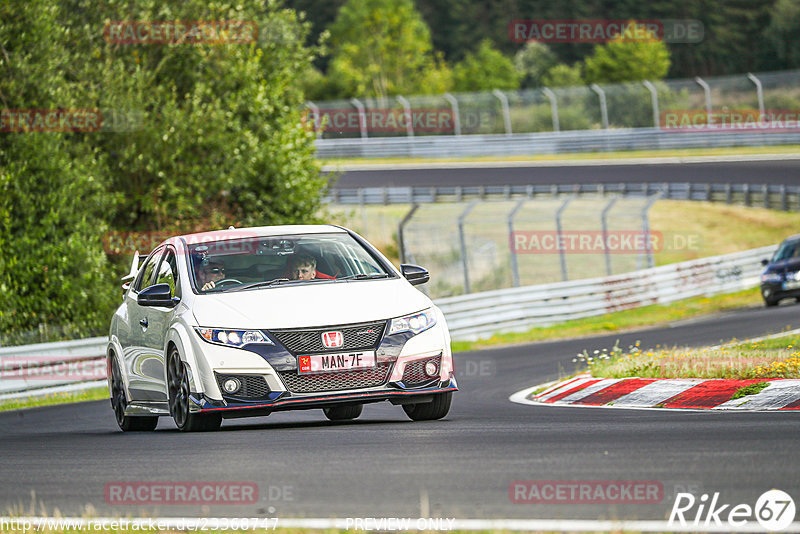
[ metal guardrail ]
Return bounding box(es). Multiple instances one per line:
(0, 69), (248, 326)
(315, 128), (800, 159)
(0, 246), (777, 395)
(0, 337), (107, 395)
(327, 183), (800, 211)
(438, 245), (776, 341)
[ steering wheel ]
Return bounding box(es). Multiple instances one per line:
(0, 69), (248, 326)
(214, 279), (242, 287)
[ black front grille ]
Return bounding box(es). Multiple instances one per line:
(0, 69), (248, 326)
(401, 355), (441, 387)
(277, 363), (393, 394)
(270, 321), (386, 355)
(215, 373), (271, 399)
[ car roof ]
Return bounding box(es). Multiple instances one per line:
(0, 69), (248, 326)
(174, 225), (347, 243)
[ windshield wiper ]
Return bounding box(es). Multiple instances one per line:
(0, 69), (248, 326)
(337, 273), (390, 281)
(237, 278), (291, 291)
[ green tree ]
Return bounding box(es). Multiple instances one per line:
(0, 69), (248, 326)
(762, 0), (800, 69)
(452, 39), (519, 92)
(327, 0), (450, 98)
(584, 24), (671, 84)
(542, 63), (584, 88)
(0, 0), (115, 341)
(514, 42), (559, 88)
(0, 0), (327, 341)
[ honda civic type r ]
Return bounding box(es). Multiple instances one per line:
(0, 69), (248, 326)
(107, 225), (457, 432)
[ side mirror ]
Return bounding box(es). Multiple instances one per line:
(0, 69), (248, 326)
(761, 259), (769, 266)
(137, 283), (179, 308)
(401, 264), (430, 286)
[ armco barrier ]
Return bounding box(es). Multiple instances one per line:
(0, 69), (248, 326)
(437, 245), (776, 341)
(326, 182), (800, 211)
(315, 128), (800, 159)
(0, 337), (107, 395)
(0, 245), (777, 395)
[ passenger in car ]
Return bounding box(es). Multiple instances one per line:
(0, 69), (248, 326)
(288, 253), (334, 280)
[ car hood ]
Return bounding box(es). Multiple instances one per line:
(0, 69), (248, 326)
(190, 278), (432, 329)
(765, 257), (800, 273)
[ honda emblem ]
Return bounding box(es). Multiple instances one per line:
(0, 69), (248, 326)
(321, 331), (344, 349)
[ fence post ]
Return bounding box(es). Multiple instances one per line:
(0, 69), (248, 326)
(350, 98), (368, 139)
(555, 196), (574, 281)
(746, 73), (765, 119)
(763, 184), (770, 209)
(397, 204), (419, 264)
(492, 89), (512, 135)
(458, 200), (479, 293)
(507, 199), (527, 287)
(305, 101), (322, 139)
(694, 76), (712, 127)
(642, 80), (660, 128)
(542, 87), (560, 132)
(590, 84), (609, 129)
(640, 193), (662, 270)
(781, 184), (788, 211)
(396, 95), (414, 137)
(444, 93), (462, 136)
(601, 197), (619, 276)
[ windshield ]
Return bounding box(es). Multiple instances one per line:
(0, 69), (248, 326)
(187, 232), (392, 293)
(772, 240), (800, 262)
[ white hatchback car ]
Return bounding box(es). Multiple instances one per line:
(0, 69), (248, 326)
(107, 225), (456, 432)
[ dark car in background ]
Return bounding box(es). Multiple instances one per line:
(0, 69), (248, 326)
(761, 234), (800, 306)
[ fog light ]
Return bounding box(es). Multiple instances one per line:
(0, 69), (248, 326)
(424, 361), (439, 377)
(223, 378), (241, 394)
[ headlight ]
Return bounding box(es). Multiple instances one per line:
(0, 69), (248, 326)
(761, 273), (783, 283)
(195, 328), (273, 348)
(388, 309), (437, 336)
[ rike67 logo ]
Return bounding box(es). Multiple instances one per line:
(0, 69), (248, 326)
(669, 489), (796, 531)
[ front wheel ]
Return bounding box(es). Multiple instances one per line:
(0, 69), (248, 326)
(323, 404), (363, 421)
(403, 392), (452, 421)
(110, 356), (158, 432)
(167, 349), (222, 432)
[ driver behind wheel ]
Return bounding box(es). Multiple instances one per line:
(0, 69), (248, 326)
(197, 260), (226, 291)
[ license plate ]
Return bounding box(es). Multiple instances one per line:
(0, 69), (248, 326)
(784, 281), (800, 290)
(298, 351), (376, 374)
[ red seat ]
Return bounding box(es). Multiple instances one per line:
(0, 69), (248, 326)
(316, 270), (335, 279)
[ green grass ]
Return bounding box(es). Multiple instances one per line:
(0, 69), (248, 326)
(586, 333), (800, 380)
(0, 386), (108, 412)
(731, 381), (771, 400)
(322, 144), (800, 166)
(451, 287), (763, 353)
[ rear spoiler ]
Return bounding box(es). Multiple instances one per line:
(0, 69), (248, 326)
(121, 251), (140, 282)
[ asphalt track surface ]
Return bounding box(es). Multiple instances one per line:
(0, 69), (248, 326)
(330, 158), (800, 189)
(2, 302), (799, 521)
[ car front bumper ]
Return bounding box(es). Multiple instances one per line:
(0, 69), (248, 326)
(189, 377), (458, 418)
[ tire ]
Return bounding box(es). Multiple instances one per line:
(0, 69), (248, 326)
(110, 356), (158, 432)
(323, 404), (363, 421)
(402, 392), (452, 421)
(762, 287), (780, 307)
(167, 348), (222, 432)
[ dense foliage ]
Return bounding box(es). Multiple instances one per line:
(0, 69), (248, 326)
(0, 0), (325, 342)
(289, 0), (797, 99)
